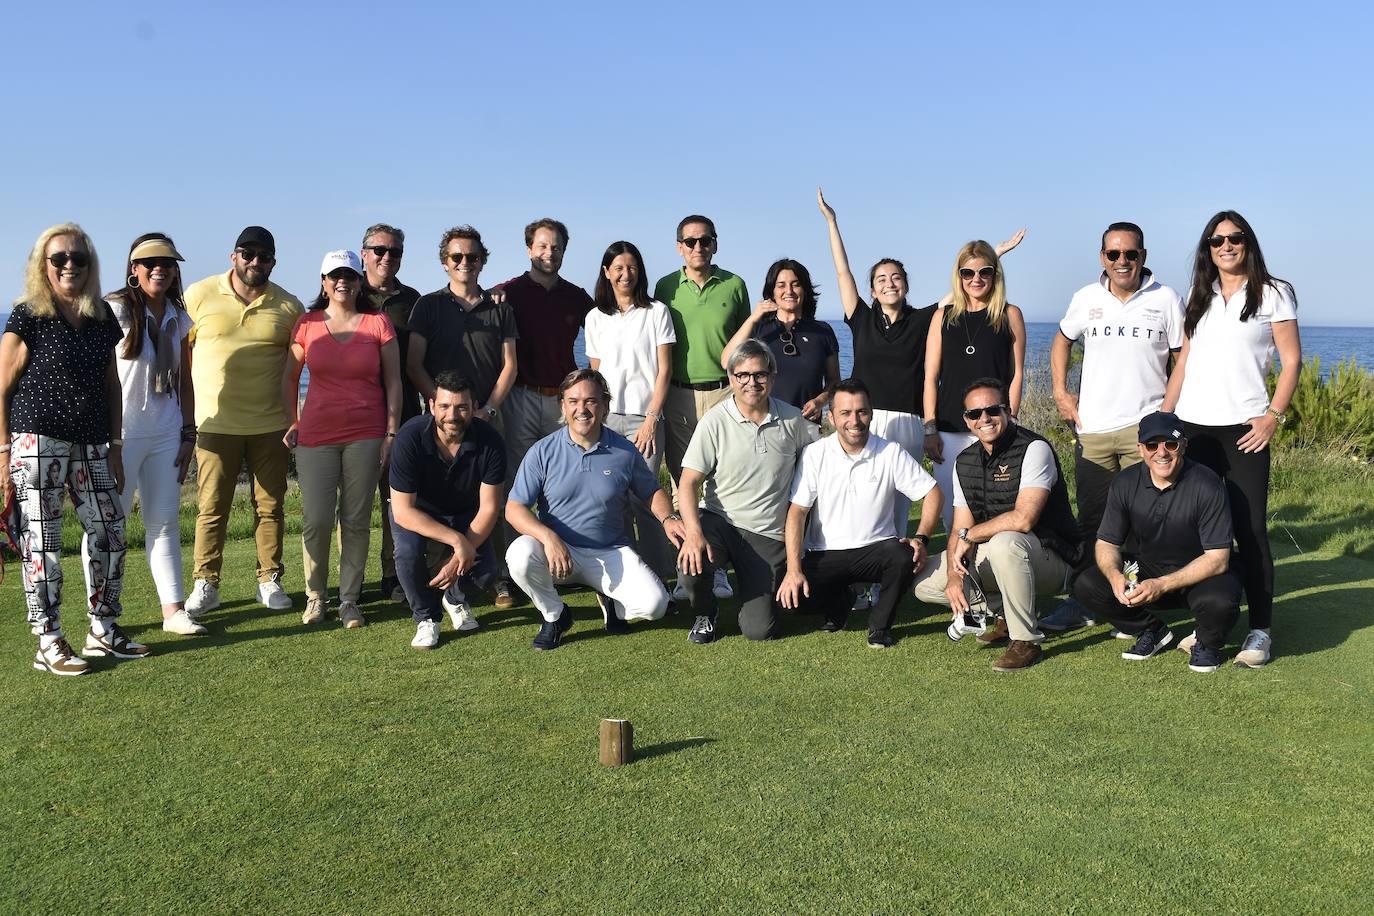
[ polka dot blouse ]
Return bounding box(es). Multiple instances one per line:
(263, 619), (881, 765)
(5, 301), (121, 444)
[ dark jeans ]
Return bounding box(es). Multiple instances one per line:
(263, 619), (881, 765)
(1073, 560), (1241, 649)
(1181, 421), (1273, 628)
(795, 539), (916, 636)
(391, 509), (495, 624)
(679, 511), (787, 641)
(1073, 446), (1119, 576)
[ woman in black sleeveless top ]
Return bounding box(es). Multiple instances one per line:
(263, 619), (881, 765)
(923, 240), (1025, 531)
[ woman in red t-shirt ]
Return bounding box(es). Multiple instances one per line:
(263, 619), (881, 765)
(283, 250), (402, 629)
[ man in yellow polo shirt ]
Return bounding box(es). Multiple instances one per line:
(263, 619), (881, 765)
(183, 226), (304, 616)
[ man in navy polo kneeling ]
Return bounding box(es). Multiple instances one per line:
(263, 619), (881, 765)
(1072, 411), (1241, 673)
(389, 371), (506, 650)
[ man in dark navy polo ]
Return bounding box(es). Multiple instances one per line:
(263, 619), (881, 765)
(389, 371), (507, 651)
(505, 369), (687, 651)
(1072, 411), (1241, 673)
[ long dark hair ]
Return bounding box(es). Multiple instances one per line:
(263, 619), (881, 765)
(1184, 210), (1296, 337)
(593, 241), (651, 315)
(763, 258), (820, 319)
(106, 232), (186, 359)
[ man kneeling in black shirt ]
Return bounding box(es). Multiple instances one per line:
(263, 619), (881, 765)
(1073, 411), (1241, 673)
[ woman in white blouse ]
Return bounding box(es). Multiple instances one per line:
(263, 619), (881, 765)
(584, 241), (676, 589)
(102, 233), (204, 636)
(1164, 211), (1301, 668)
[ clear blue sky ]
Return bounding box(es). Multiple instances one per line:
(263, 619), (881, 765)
(4, 1), (1371, 325)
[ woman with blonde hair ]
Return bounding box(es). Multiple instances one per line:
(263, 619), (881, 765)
(1, 223), (147, 675)
(923, 240), (1026, 531)
(99, 232), (204, 637)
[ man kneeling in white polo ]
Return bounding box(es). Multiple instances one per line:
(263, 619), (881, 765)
(505, 369), (687, 650)
(777, 380), (943, 648)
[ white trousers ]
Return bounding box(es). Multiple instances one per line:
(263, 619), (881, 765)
(506, 535), (669, 623)
(85, 431), (185, 605)
(869, 409), (924, 537)
(930, 430), (977, 534)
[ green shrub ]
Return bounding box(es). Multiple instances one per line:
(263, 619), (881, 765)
(1270, 357), (1374, 459)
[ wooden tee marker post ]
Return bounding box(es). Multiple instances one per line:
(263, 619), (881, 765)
(599, 719), (633, 766)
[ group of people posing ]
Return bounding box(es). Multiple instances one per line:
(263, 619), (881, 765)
(1, 192), (1301, 677)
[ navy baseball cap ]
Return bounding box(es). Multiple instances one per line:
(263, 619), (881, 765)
(1137, 411), (1184, 443)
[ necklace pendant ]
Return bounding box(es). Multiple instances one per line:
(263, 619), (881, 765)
(965, 345), (976, 355)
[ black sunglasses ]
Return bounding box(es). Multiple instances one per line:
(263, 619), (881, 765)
(680, 236), (716, 249)
(1207, 232), (1246, 248)
(778, 327), (798, 357)
(962, 404), (1009, 421)
(237, 248), (275, 263)
(1142, 438), (1182, 453)
(365, 245), (403, 259)
(135, 257), (177, 271)
(958, 266), (995, 280)
(1105, 249), (1142, 262)
(47, 252), (90, 270)
(448, 251), (483, 264)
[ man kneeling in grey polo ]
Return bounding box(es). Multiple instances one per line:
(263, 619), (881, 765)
(676, 339), (819, 643)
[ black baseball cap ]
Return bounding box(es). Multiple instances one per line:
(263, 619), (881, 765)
(1137, 411), (1184, 443)
(235, 226), (275, 252)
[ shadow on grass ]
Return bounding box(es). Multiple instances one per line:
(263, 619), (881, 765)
(633, 736), (716, 761)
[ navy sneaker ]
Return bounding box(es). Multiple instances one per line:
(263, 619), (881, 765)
(1039, 597), (1097, 632)
(532, 604), (574, 651)
(688, 614), (717, 645)
(598, 593), (631, 635)
(866, 630), (894, 649)
(1121, 623), (1173, 661)
(1188, 643), (1224, 673)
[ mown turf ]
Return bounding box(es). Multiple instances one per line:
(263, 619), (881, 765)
(2, 452), (1371, 914)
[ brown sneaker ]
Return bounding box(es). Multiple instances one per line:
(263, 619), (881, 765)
(493, 578), (516, 609)
(992, 639), (1043, 672)
(975, 616), (1009, 646)
(34, 637), (91, 676)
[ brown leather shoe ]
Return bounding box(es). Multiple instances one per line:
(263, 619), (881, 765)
(975, 616), (1009, 646)
(992, 639), (1043, 671)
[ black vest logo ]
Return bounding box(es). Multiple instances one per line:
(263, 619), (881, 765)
(993, 463), (1011, 482)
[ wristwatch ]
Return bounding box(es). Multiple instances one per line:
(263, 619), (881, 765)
(486, 406), (498, 418)
(662, 512), (682, 524)
(1267, 406), (1287, 425)
(911, 533), (930, 547)
(957, 527), (971, 543)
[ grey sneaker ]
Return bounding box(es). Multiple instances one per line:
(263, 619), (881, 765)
(1234, 629), (1272, 668)
(185, 579), (219, 618)
(1039, 598), (1096, 632)
(301, 597), (327, 625)
(339, 602), (365, 629)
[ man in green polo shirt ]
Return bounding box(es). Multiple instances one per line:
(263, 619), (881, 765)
(652, 214), (751, 486)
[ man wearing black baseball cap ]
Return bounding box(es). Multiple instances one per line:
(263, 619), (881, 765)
(1071, 411), (1242, 672)
(183, 226), (304, 618)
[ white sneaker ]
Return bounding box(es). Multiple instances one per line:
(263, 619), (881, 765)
(163, 609), (207, 636)
(1110, 628), (1134, 640)
(411, 619), (440, 650)
(1176, 630), (1198, 653)
(257, 577), (293, 610)
(185, 579), (220, 618)
(1234, 629), (1272, 668)
(712, 568), (734, 599)
(442, 595), (479, 631)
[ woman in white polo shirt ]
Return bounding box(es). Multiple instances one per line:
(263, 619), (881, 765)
(1164, 211), (1301, 668)
(584, 240), (677, 583)
(103, 232), (204, 637)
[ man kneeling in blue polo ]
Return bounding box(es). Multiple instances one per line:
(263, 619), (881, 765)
(505, 369), (687, 650)
(390, 371), (506, 650)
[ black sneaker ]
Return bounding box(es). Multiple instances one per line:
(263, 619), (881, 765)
(532, 604), (574, 651)
(1188, 643), (1224, 673)
(378, 575), (401, 602)
(820, 617), (845, 633)
(1121, 623), (1173, 661)
(598, 593), (631, 635)
(688, 614), (717, 645)
(867, 630), (894, 649)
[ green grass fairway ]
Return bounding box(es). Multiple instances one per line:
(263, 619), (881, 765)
(2, 454), (1371, 914)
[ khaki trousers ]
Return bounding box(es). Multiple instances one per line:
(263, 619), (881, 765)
(912, 531), (1071, 643)
(295, 438), (383, 604)
(664, 383), (731, 483)
(193, 430), (289, 585)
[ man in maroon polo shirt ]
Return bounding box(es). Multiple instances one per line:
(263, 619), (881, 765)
(498, 217), (595, 602)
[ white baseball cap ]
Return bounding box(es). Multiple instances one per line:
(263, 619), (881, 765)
(320, 249), (363, 277)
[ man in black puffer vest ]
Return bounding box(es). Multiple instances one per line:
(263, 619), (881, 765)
(913, 377), (1081, 670)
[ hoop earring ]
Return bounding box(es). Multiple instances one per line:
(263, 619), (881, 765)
(128, 274), (138, 288)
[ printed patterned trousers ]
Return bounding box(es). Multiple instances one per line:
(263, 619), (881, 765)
(8, 434), (126, 634)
